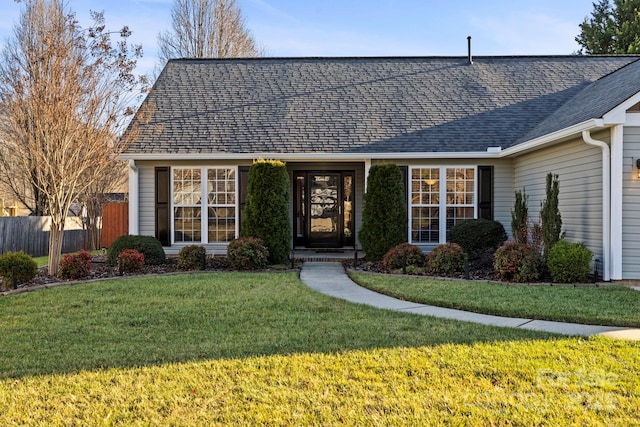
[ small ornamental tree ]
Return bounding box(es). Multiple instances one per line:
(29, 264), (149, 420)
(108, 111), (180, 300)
(241, 159), (291, 264)
(540, 173), (562, 257)
(359, 163), (407, 260)
(511, 189), (529, 244)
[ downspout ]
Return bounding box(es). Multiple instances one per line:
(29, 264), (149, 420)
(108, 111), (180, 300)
(128, 159), (139, 235)
(582, 130), (610, 281)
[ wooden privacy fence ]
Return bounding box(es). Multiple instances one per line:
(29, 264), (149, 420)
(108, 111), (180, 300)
(102, 202), (129, 248)
(0, 217), (84, 257)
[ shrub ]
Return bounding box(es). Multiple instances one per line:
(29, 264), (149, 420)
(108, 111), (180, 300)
(0, 251), (38, 288)
(227, 237), (269, 270)
(359, 164), (407, 261)
(118, 249), (145, 273)
(511, 189), (529, 244)
(493, 241), (543, 283)
(59, 250), (92, 280)
(107, 235), (165, 266)
(449, 219), (507, 258)
(382, 243), (425, 271)
(178, 245), (206, 271)
(547, 240), (593, 283)
(242, 160), (291, 264)
(540, 173), (562, 256)
(426, 243), (466, 275)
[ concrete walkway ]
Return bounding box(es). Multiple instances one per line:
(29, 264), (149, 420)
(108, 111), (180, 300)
(299, 262), (640, 341)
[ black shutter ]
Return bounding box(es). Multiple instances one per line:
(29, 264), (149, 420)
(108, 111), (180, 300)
(238, 166), (250, 235)
(478, 166), (493, 220)
(155, 167), (170, 246)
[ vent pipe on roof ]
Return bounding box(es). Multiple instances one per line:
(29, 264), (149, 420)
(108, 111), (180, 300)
(467, 36), (473, 65)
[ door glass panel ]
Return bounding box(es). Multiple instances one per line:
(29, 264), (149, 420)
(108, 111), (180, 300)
(296, 175), (305, 238)
(309, 174), (339, 245)
(343, 175), (353, 239)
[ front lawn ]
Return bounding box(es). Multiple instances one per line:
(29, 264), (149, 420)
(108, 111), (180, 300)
(349, 272), (640, 327)
(1, 272), (639, 425)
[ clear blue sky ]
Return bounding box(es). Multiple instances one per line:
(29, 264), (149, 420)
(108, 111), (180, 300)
(0, 0), (597, 77)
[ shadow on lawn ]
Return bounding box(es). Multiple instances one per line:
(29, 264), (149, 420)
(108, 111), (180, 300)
(0, 272), (562, 379)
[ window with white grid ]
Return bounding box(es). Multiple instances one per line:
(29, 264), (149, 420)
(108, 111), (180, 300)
(173, 168), (202, 243)
(410, 166), (476, 244)
(207, 168), (236, 242)
(172, 167), (237, 244)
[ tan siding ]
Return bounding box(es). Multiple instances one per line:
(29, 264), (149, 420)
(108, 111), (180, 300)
(513, 137), (604, 262)
(623, 126), (640, 278)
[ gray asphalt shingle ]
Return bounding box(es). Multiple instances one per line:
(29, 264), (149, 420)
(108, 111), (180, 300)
(124, 56), (640, 155)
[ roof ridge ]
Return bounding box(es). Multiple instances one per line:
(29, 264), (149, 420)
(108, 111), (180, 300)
(167, 55), (640, 62)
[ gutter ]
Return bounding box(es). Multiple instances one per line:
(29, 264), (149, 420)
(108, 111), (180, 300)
(582, 129), (610, 282)
(118, 150), (502, 162)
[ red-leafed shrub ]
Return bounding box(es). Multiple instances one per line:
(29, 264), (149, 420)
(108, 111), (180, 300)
(119, 249), (145, 273)
(493, 241), (543, 283)
(59, 250), (92, 280)
(382, 243), (425, 271)
(426, 243), (466, 275)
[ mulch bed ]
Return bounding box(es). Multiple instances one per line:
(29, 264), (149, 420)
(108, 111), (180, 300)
(343, 259), (497, 281)
(1, 255), (236, 293)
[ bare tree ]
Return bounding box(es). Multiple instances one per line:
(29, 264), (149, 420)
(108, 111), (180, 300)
(157, 0), (263, 66)
(0, 0), (147, 276)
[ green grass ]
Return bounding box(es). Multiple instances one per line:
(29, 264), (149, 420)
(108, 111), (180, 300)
(349, 272), (640, 327)
(0, 272), (552, 379)
(1, 272), (639, 425)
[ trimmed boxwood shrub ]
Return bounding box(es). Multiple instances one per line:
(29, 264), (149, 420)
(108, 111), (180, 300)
(449, 219), (507, 259)
(426, 243), (466, 275)
(547, 239), (593, 283)
(59, 250), (92, 280)
(178, 245), (206, 271)
(493, 241), (543, 283)
(241, 160), (291, 264)
(227, 237), (269, 270)
(106, 235), (165, 266)
(359, 164), (407, 261)
(119, 249), (145, 273)
(382, 243), (425, 271)
(0, 251), (38, 288)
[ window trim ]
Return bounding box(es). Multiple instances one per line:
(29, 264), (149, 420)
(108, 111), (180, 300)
(170, 166), (239, 245)
(409, 165), (478, 245)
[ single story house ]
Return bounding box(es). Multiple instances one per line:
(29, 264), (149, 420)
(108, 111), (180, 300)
(121, 54), (640, 281)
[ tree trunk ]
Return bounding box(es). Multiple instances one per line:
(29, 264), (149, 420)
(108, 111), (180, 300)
(48, 219), (65, 276)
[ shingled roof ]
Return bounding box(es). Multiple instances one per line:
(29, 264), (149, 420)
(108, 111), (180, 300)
(123, 55), (640, 156)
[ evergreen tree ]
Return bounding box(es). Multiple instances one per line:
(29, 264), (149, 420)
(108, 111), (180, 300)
(359, 164), (407, 260)
(511, 189), (529, 244)
(576, 0), (640, 54)
(540, 173), (562, 257)
(242, 160), (291, 264)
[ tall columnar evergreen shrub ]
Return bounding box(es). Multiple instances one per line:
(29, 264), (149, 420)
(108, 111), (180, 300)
(241, 159), (291, 264)
(540, 173), (562, 257)
(511, 189), (529, 244)
(359, 163), (407, 260)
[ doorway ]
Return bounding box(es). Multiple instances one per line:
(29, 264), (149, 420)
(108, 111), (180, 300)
(294, 171), (355, 248)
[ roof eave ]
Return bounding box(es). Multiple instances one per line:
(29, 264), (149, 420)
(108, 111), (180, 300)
(499, 119), (605, 157)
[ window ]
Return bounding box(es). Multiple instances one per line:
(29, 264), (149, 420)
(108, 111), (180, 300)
(410, 166), (476, 244)
(173, 167), (237, 244)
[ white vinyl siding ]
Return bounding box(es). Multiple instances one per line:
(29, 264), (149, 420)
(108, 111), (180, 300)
(622, 126), (640, 279)
(513, 136), (604, 264)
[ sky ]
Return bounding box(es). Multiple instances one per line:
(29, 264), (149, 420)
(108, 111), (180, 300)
(0, 0), (598, 78)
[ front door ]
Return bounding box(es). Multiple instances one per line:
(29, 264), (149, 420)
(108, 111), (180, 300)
(294, 171), (355, 248)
